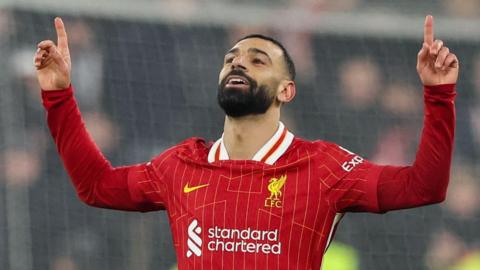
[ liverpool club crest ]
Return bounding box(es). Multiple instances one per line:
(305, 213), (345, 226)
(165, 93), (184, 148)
(265, 175), (287, 208)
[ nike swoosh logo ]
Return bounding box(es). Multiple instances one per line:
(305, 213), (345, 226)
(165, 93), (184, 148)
(183, 183), (209, 193)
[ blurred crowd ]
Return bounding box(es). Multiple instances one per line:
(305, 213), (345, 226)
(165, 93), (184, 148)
(160, 0), (480, 18)
(1, 3), (480, 270)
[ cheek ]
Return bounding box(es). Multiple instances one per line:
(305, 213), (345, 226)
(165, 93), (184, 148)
(262, 75), (281, 92)
(218, 68), (228, 84)
(270, 80), (284, 100)
(255, 70), (275, 85)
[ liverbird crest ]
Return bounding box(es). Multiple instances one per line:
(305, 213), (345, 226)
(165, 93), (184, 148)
(265, 174), (287, 208)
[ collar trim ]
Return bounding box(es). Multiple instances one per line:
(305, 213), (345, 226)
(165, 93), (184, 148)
(207, 122), (294, 165)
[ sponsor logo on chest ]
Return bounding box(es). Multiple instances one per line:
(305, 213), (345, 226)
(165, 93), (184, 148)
(186, 219), (282, 258)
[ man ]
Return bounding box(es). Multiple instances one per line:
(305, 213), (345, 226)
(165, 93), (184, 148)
(34, 15), (457, 269)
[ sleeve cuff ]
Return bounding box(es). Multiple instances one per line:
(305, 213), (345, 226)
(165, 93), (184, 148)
(41, 84), (74, 110)
(424, 83), (456, 95)
(41, 84), (74, 98)
(423, 84), (456, 103)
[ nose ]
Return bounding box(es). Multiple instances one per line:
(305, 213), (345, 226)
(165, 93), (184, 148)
(231, 55), (247, 71)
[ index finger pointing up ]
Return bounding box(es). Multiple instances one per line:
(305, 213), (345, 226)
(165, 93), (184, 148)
(54, 17), (69, 54)
(424, 15), (434, 45)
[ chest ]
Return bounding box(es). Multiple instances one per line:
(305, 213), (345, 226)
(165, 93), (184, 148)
(164, 161), (330, 231)
(156, 155), (341, 263)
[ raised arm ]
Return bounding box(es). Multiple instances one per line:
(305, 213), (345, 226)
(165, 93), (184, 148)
(35, 18), (162, 212)
(332, 16), (458, 214)
(375, 15), (458, 211)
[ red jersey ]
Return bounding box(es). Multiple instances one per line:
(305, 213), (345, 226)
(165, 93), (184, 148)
(41, 84), (456, 269)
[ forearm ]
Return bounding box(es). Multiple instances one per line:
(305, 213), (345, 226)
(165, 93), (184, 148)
(377, 84), (456, 211)
(42, 86), (148, 210)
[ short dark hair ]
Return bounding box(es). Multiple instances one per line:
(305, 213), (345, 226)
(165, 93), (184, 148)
(237, 34), (296, 81)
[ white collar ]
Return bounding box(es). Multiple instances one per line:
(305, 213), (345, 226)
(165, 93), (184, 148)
(208, 122), (294, 165)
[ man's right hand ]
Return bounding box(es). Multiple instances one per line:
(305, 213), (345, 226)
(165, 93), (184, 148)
(34, 17), (71, 90)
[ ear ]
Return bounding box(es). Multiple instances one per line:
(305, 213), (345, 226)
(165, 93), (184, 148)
(277, 80), (296, 103)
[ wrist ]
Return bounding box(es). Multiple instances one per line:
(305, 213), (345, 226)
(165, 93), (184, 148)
(41, 84), (72, 93)
(41, 84), (73, 100)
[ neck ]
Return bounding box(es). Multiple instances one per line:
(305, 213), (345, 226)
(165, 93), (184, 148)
(223, 107), (280, 160)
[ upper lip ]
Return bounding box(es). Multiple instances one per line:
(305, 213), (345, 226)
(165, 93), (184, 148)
(226, 75), (249, 85)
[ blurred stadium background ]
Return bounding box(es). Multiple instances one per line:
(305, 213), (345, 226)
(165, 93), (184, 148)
(1, 0), (480, 269)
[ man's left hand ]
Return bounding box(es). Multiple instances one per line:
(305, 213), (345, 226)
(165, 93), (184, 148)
(417, 15), (459, 86)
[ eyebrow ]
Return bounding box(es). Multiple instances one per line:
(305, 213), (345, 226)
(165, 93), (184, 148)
(226, 47), (239, 55)
(226, 47), (272, 63)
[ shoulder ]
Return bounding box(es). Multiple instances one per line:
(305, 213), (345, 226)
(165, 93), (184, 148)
(290, 137), (362, 169)
(290, 137), (353, 157)
(150, 137), (211, 166)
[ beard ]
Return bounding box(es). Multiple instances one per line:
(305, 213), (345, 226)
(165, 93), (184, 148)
(217, 70), (275, 118)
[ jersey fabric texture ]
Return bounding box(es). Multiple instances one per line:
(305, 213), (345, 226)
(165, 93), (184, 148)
(41, 84), (456, 269)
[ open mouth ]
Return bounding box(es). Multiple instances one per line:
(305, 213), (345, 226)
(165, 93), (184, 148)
(225, 75), (250, 89)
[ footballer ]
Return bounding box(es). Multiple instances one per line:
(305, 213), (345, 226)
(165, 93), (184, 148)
(34, 15), (457, 269)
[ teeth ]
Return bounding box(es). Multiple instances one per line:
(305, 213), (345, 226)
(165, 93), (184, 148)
(228, 77), (247, 84)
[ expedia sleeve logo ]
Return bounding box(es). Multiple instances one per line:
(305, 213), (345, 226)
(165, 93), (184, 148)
(264, 174), (287, 208)
(339, 146), (364, 172)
